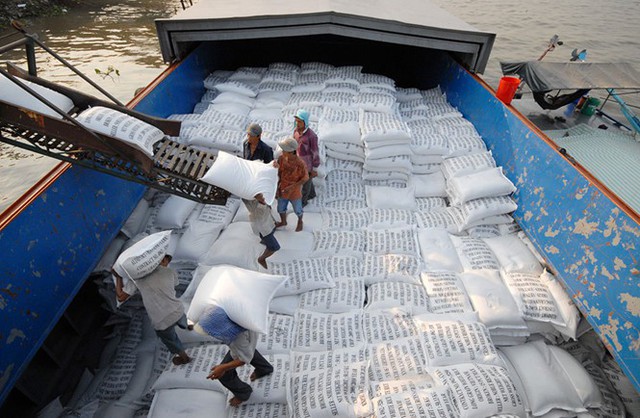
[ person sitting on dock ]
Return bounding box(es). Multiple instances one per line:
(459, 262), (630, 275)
(243, 122), (274, 163)
(292, 109), (319, 206)
(205, 309), (273, 407)
(274, 136), (308, 232)
(113, 255), (192, 366)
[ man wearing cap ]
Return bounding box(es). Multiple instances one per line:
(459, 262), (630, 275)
(275, 136), (309, 232)
(244, 122), (274, 163)
(293, 109), (319, 206)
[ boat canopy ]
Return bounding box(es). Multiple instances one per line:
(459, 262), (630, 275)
(501, 61), (640, 92)
(155, 0), (495, 74)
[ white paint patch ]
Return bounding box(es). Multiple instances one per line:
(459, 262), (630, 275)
(7, 329), (26, 344)
(620, 293), (640, 317)
(573, 218), (599, 238)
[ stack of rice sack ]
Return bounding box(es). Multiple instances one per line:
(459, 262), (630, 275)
(87, 63), (632, 418)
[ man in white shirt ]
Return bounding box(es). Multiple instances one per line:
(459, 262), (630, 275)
(206, 328), (273, 406)
(114, 255), (192, 365)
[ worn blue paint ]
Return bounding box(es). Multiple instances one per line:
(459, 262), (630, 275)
(0, 168), (145, 404)
(438, 56), (640, 391)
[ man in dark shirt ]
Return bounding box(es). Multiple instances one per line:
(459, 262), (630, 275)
(243, 123), (274, 163)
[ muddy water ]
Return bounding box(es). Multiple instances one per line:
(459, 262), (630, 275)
(0, 0), (180, 212)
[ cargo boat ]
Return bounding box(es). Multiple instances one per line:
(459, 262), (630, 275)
(1, 0), (639, 416)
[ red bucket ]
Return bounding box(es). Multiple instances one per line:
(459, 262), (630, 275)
(496, 76), (521, 105)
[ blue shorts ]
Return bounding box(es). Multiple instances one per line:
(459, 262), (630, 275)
(259, 229), (280, 251)
(277, 198), (303, 217)
(155, 313), (188, 354)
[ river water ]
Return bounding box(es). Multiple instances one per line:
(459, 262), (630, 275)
(1, 0), (639, 212)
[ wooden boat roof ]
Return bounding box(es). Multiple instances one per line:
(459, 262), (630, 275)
(155, 0), (495, 73)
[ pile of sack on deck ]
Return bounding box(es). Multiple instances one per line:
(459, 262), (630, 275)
(59, 63), (639, 418)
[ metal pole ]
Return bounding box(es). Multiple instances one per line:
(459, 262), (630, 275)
(25, 37), (37, 76)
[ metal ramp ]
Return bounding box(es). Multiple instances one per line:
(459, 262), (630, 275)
(0, 27), (229, 206)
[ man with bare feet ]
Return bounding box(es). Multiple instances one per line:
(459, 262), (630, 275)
(274, 136), (308, 232)
(206, 329), (273, 407)
(113, 255), (192, 366)
(243, 193), (280, 269)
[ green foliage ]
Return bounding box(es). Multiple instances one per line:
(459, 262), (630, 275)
(94, 65), (121, 81)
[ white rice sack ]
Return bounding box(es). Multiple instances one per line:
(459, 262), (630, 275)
(322, 91), (354, 107)
(421, 271), (474, 314)
(200, 151), (278, 205)
(417, 228), (463, 272)
(112, 230), (172, 281)
(365, 185), (416, 210)
(291, 346), (368, 374)
(450, 235), (500, 271)
(365, 143), (412, 160)
(313, 230), (365, 255)
(447, 167), (516, 205)
(152, 344), (228, 392)
(602, 356), (640, 417)
(292, 310), (364, 352)
(255, 90), (291, 108)
(233, 354), (290, 404)
(155, 196), (199, 230)
(414, 314), (502, 367)
(287, 362), (372, 418)
(227, 402), (288, 418)
(187, 264), (287, 333)
(369, 337), (430, 381)
(213, 80), (259, 97)
(203, 230), (260, 270)
(411, 172), (447, 198)
(414, 208), (458, 233)
(269, 294), (300, 316)
(148, 388), (227, 418)
(363, 308), (419, 343)
(362, 169), (410, 183)
(445, 135), (487, 158)
(540, 270), (581, 340)
(362, 253), (422, 284)
(211, 90), (255, 108)
(323, 255), (364, 278)
(318, 117), (361, 141)
(442, 151), (496, 179)
(372, 386), (460, 418)
(94, 234), (127, 274)
(365, 227), (420, 256)
(121, 198), (150, 238)
(483, 234), (543, 275)
(459, 270), (528, 334)
(369, 377), (436, 399)
(298, 278), (365, 313)
(365, 282), (429, 313)
(273, 230), (314, 252)
(255, 314), (294, 354)
(324, 142), (365, 161)
(465, 224), (502, 238)
(360, 111), (411, 144)
(500, 340), (602, 416)
(353, 92), (396, 114)
(173, 220), (223, 263)
(228, 66), (267, 82)
(368, 208), (415, 229)
(323, 182), (366, 202)
(411, 131), (449, 156)
(268, 258), (336, 297)
(364, 155), (413, 174)
(577, 360), (626, 418)
(199, 106), (248, 128)
(431, 363), (525, 418)
(75, 106), (165, 157)
(0, 73), (75, 119)
(322, 208), (370, 230)
(500, 270), (566, 327)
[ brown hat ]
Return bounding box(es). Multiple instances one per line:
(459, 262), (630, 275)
(279, 136), (298, 153)
(246, 122), (262, 137)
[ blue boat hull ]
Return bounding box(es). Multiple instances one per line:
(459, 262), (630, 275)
(1, 43), (638, 407)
